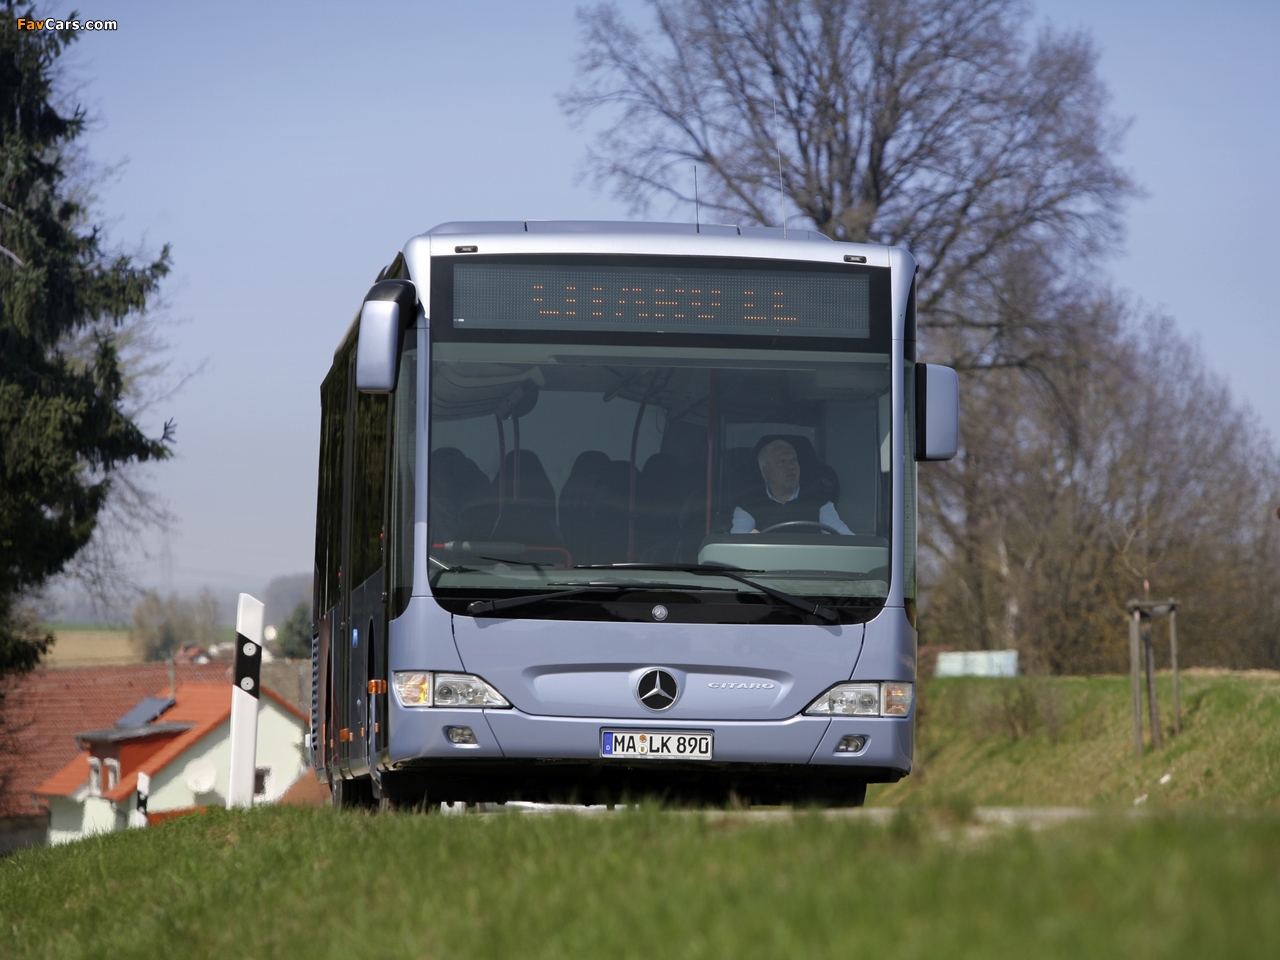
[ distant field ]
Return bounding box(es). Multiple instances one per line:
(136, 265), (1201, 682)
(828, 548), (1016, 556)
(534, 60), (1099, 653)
(3, 805), (1278, 959)
(868, 671), (1280, 809)
(40, 624), (141, 668)
(38, 624), (243, 668)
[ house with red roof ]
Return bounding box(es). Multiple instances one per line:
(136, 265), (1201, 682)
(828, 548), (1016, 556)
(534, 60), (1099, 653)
(35, 680), (309, 844)
(0, 662), (234, 853)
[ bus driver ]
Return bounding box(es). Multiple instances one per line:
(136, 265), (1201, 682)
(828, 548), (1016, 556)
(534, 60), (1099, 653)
(730, 439), (854, 536)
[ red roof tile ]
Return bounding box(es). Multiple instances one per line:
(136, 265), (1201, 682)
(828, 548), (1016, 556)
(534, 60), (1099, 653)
(34, 754), (91, 801)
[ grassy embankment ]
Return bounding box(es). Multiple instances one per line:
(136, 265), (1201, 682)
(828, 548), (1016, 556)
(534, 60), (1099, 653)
(4, 805), (1279, 959)
(868, 670), (1280, 809)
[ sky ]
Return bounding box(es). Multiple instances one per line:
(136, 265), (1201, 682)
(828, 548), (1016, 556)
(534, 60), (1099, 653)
(47, 0), (1280, 614)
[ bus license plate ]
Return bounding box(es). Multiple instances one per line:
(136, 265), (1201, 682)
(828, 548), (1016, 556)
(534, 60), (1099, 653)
(601, 730), (713, 760)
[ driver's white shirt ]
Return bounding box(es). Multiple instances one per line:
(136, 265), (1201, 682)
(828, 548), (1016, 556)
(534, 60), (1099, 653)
(730, 484), (854, 535)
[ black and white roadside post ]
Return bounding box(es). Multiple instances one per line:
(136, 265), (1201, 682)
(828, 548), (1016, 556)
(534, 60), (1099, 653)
(131, 771), (150, 829)
(227, 593), (264, 810)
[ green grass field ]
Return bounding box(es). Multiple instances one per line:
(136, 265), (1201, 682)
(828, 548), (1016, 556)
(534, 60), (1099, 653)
(868, 670), (1280, 808)
(5, 672), (1279, 959)
(4, 805), (1279, 959)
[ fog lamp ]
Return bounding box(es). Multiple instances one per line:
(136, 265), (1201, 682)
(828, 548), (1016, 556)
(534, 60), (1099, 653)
(446, 726), (478, 745)
(835, 735), (866, 753)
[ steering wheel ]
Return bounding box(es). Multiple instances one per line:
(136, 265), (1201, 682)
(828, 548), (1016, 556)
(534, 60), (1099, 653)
(759, 521), (842, 536)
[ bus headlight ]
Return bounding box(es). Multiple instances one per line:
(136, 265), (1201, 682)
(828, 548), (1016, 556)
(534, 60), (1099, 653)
(393, 672), (511, 708)
(803, 682), (913, 717)
(394, 671), (433, 707)
(881, 682), (914, 717)
(433, 673), (510, 708)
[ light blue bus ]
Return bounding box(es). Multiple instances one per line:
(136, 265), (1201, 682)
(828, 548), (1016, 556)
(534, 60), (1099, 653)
(311, 220), (958, 808)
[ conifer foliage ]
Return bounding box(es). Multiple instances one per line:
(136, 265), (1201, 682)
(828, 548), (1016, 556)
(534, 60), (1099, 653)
(1, 4), (172, 675)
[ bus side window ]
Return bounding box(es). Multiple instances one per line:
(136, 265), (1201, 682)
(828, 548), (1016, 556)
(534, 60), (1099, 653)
(316, 355), (347, 625)
(389, 328), (417, 616)
(351, 390), (389, 589)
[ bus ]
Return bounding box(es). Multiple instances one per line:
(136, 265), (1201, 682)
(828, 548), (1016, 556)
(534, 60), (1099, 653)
(311, 220), (958, 808)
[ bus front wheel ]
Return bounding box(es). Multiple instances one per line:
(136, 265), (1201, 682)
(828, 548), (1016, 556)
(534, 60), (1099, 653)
(331, 775), (376, 809)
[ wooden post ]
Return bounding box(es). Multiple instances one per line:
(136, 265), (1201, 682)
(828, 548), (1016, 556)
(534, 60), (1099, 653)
(1169, 605), (1180, 735)
(1129, 607), (1143, 758)
(1142, 614), (1163, 750)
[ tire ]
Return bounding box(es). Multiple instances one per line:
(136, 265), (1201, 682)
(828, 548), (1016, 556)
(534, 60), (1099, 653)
(331, 775), (376, 810)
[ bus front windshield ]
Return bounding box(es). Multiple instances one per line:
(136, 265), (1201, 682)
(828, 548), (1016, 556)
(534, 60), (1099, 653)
(428, 341), (893, 623)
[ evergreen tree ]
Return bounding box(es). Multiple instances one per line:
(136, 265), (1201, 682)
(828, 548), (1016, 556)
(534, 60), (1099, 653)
(275, 600), (313, 661)
(1, 3), (172, 676)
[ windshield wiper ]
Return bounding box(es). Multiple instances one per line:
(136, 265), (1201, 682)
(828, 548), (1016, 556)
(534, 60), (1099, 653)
(573, 563), (840, 623)
(466, 580), (714, 617)
(468, 587), (599, 617)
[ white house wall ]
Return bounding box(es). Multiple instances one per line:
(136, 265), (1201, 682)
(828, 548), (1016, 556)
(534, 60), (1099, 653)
(148, 698), (308, 813)
(47, 795), (85, 846)
(48, 794), (122, 846)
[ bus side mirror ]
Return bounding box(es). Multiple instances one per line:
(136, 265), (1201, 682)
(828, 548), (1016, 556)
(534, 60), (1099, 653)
(356, 280), (417, 393)
(916, 363), (959, 461)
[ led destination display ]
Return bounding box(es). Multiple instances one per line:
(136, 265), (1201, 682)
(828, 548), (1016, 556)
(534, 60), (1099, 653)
(452, 262), (871, 338)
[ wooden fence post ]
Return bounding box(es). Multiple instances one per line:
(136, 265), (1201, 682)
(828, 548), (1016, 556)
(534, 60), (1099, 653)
(1129, 606), (1143, 758)
(1169, 605), (1180, 735)
(1142, 613), (1163, 750)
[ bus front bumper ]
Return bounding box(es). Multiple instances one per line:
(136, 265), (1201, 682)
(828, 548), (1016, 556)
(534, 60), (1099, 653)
(386, 705), (912, 775)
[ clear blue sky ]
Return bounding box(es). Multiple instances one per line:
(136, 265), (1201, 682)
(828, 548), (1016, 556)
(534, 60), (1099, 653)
(56, 0), (1280, 603)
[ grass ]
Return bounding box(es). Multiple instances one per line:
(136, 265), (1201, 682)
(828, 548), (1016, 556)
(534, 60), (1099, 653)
(868, 670), (1280, 809)
(3, 805), (1279, 959)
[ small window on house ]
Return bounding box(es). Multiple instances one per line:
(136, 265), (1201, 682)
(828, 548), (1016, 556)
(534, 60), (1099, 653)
(104, 759), (121, 791)
(88, 758), (102, 797)
(254, 767), (270, 799)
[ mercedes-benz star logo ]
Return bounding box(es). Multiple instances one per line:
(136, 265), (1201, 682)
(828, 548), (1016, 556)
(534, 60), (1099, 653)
(636, 669), (679, 711)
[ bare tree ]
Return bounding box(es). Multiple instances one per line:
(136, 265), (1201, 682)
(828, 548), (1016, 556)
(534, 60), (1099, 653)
(924, 302), (1280, 671)
(131, 587), (221, 662)
(563, 0), (1134, 364)
(565, 1), (1280, 672)
(46, 307), (202, 619)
